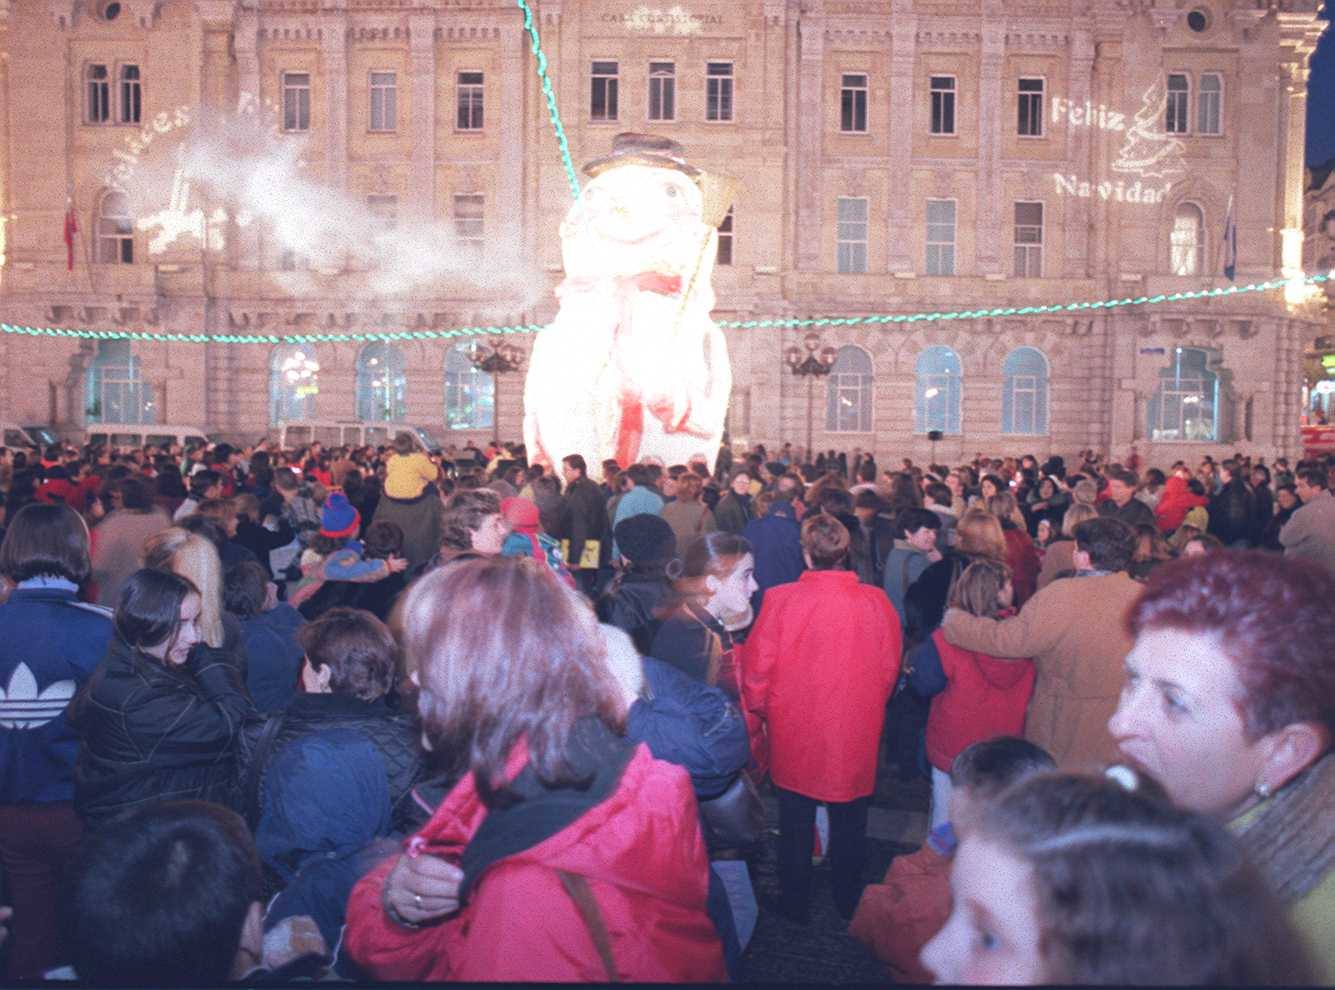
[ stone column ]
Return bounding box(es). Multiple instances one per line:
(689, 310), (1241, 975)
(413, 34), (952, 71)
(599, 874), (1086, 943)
(498, 23), (525, 248)
(794, 13), (824, 272)
(321, 8), (348, 195)
(233, 5), (262, 270)
(1064, 29), (1093, 278)
(408, 13), (437, 222)
(886, 2), (916, 274)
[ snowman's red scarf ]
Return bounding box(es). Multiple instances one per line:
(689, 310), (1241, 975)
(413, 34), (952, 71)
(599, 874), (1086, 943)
(609, 271), (685, 468)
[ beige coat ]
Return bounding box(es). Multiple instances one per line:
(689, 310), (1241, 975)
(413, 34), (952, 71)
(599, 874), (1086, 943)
(941, 571), (1143, 771)
(1036, 538), (1077, 590)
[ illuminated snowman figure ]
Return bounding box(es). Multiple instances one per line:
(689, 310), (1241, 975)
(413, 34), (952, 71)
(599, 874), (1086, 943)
(523, 133), (733, 481)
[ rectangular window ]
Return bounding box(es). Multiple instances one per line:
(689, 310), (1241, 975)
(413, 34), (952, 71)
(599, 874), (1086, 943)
(1165, 73), (1189, 134)
(926, 199), (956, 276)
(706, 61), (734, 122)
(456, 71), (484, 131)
(717, 207), (733, 266)
(1017, 77), (1044, 137)
(282, 72), (311, 132)
(369, 71), (397, 132)
(119, 64), (141, 125)
(1198, 72), (1222, 135)
(591, 61), (619, 122)
(279, 248), (309, 272)
(648, 62), (676, 122)
(366, 196), (398, 237)
(454, 194), (484, 257)
(86, 64), (110, 124)
(1014, 201), (1044, 277)
(840, 73), (868, 133)
(930, 76), (956, 135)
(836, 197), (868, 274)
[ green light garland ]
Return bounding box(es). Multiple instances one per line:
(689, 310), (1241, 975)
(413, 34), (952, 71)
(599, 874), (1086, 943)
(517, 0), (581, 201)
(1, 273), (1327, 346)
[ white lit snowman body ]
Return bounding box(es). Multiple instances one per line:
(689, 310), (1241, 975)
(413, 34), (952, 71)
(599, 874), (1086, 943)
(523, 136), (732, 481)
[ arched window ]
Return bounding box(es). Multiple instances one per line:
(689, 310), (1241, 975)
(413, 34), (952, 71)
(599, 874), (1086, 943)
(85, 340), (154, 424)
(1002, 347), (1049, 435)
(444, 343), (494, 430)
(95, 190), (134, 264)
(1148, 346), (1221, 442)
(355, 343), (406, 422)
(1170, 202), (1204, 275)
(915, 345), (962, 434)
(825, 345), (873, 432)
(269, 345), (319, 424)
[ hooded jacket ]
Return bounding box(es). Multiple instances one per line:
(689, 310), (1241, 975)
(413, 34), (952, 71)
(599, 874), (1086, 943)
(596, 568), (672, 656)
(910, 629), (1036, 773)
(1154, 475), (1209, 534)
(342, 729), (725, 982)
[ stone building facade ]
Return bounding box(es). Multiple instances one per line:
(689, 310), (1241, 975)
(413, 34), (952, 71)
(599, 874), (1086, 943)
(0, 0), (1327, 464)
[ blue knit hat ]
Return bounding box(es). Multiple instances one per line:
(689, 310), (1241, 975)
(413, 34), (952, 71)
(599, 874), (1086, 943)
(320, 491), (360, 539)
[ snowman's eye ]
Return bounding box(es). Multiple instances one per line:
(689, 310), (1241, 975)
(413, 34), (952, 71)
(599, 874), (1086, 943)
(665, 183), (678, 198)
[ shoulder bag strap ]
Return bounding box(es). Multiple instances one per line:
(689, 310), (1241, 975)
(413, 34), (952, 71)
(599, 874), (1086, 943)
(245, 713), (286, 824)
(557, 870), (619, 982)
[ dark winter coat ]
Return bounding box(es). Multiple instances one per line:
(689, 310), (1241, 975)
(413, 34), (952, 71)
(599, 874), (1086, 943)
(0, 585), (115, 804)
(1249, 483), (1274, 547)
(596, 569), (673, 657)
(627, 658), (750, 800)
(235, 516), (296, 580)
(713, 492), (753, 535)
(741, 501), (804, 616)
(560, 476), (607, 571)
(1208, 477), (1255, 546)
(69, 637), (254, 825)
(235, 691), (425, 832)
(239, 604), (306, 713)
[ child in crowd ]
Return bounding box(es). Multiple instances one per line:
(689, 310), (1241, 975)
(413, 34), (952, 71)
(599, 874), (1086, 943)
(288, 493), (406, 609)
(382, 432), (437, 502)
(498, 496), (575, 588)
(910, 559), (1036, 829)
(919, 769), (1316, 985)
(850, 737), (1055, 983)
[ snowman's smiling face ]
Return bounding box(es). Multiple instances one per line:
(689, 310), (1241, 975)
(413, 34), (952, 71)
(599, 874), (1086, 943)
(575, 164), (704, 249)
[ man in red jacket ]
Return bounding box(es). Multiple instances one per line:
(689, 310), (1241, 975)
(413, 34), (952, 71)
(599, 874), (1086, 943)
(742, 513), (902, 921)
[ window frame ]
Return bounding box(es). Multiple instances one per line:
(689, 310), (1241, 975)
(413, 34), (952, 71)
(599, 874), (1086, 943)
(840, 72), (869, 134)
(925, 198), (957, 277)
(647, 60), (676, 123)
(914, 345), (964, 435)
(705, 60), (734, 123)
(269, 344), (320, 424)
(1017, 76), (1045, 138)
(355, 342), (408, 423)
(95, 190), (134, 265)
(1013, 200), (1044, 278)
(929, 75), (957, 136)
(453, 193), (485, 260)
(1170, 201), (1205, 276)
(716, 207), (734, 266)
(368, 69), (398, 133)
(836, 196), (869, 274)
(117, 63), (141, 125)
(1001, 346), (1050, 436)
(825, 345), (875, 434)
(1165, 72), (1190, 135)
(590, 59), (620, 123)
(85, 340), (155, 426)
(1148, 346), (1221, 443)
(445, 342), (495, 431)
(281, 70), (311, 133)
(1197, 72), (1223, 137)
(85, 62), (111, 125)
(455, 69), (485, 132)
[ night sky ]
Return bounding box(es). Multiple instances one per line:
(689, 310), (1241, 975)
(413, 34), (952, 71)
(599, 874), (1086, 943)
(1310, 8), (1335, 166)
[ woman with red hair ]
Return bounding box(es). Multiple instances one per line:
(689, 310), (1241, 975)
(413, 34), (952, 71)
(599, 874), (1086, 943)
(1108, 550), (1335, 981)
(342, 556), (724, 982)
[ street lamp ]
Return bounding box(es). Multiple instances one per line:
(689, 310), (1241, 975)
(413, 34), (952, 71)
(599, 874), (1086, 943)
(467, 339), (525, 443)
(783, 332), (837, 463)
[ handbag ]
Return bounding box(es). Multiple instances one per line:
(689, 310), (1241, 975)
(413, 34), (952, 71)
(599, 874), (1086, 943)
(698, 771), (765, 852)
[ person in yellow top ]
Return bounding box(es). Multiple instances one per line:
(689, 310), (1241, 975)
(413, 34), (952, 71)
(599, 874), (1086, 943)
(383, 432), (438, 500)
(1108, 550), (1333, 983)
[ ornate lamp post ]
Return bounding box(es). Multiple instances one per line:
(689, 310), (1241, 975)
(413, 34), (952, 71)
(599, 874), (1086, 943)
(783, 332), (837, 463)
(468, 339), (525, 443)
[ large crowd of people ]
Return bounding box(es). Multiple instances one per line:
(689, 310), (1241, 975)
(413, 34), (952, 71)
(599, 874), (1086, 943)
(0, 433), (1330, 984)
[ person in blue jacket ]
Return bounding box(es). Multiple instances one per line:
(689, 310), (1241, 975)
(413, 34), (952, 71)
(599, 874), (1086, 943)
(0, 503), (114, 978)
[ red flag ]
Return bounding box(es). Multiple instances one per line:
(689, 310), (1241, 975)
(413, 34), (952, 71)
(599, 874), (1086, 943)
(63, 205), (77, 271)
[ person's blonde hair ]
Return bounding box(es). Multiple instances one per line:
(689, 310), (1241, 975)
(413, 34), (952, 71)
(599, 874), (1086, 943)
(948, 558), (1013, 617)
(142, 528), (225, 648)
(985, 491), (1026, 529)
(956, 508), (1007, 562)
(1061, 501), (1098, 537)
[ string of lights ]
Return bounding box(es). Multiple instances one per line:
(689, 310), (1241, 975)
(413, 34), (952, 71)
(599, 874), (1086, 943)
(1, 273), (1327, 346)
(517, 0), (581, 201)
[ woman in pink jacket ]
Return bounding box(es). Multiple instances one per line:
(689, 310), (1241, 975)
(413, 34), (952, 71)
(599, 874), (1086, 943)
(742, 513), (901, 922)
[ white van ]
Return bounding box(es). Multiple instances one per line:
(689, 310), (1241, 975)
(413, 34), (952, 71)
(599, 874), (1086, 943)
(0, 423), (60, 449)
(275, 420), (442, 454)
(83, 424), (210, 451)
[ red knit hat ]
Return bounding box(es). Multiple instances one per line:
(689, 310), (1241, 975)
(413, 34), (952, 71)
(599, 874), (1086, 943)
(501, 496), (540, 533)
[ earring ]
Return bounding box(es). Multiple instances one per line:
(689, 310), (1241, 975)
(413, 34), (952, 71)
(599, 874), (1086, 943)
(1255, 781), (1271, 799)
